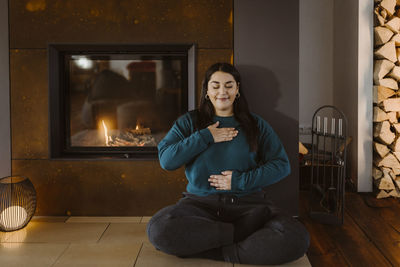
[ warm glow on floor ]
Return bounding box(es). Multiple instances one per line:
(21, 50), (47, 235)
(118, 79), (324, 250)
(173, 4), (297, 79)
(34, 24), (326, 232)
(0, 206), (27, 230)
(1, 228), (27, 249)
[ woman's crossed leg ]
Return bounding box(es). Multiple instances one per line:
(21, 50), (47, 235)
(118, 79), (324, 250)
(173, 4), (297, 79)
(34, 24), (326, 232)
(146, 198), (234, 256)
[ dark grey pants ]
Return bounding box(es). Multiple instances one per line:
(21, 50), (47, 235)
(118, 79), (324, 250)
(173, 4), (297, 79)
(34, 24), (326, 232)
(146, 191), (310, 265)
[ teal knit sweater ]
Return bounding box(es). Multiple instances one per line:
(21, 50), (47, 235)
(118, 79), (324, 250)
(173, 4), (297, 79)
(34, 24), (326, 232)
(157, 110), (291, 197)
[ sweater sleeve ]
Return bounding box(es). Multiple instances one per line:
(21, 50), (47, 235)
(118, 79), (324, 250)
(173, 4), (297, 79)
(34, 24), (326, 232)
(230, 115), (291, 191)
(158, 112), (214, 170)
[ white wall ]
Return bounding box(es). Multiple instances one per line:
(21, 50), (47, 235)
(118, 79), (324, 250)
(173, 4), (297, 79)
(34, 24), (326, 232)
(333, 0), (373, 192)
(357, 0), (373, 192)
(300, 0), (373, 191)
(299, 0), (334, 143)
(0, 0), (11, 178)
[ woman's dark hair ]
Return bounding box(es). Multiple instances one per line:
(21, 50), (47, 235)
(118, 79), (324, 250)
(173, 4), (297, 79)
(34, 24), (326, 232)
(195, 62), (260, 152)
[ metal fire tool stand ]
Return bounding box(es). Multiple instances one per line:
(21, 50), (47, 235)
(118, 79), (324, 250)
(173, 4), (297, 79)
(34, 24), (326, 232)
(308, 105), (347, 225)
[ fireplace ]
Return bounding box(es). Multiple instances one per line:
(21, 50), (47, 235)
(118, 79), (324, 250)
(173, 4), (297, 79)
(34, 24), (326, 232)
(48, 44), (196, 159)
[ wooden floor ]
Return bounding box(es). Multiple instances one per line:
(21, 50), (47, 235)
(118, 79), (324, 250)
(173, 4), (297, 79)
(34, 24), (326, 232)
(299, 190), (400, 266)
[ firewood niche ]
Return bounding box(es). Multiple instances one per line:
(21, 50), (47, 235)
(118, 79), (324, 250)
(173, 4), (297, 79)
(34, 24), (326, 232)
(373, 0), (400, 198)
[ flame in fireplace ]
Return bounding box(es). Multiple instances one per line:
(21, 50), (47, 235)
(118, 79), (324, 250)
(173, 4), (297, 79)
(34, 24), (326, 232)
(97, 119), (154, 147)
(102, 120), (109, 146)
(136, 121), (145, 130)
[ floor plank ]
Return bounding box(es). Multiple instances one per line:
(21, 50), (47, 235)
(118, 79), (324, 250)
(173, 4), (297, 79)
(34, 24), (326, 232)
(343, 193), (400, 265)
(135, 242), (233, 267)
(0, 243), (68, 267)
(300, 191), (390, 266)
(1, 222), (107, 243)
(234, 255), (310, 266)
(324, 210), (390, 266)
(66, 216), (142, 223)
(53, 243), (141, 267)
(299, 191), (349, 267)
(98, 223), (148, 244)
(364, 194), (400, 234)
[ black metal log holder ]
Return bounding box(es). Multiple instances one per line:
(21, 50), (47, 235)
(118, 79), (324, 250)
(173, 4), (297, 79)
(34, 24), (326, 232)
(308, 105), (347, 225)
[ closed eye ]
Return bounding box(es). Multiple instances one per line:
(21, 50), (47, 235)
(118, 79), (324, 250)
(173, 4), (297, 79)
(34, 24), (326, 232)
(212, 86), (233, 89)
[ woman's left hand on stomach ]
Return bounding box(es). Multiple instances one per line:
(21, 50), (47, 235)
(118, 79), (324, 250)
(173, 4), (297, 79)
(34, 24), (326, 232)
(209, 171), (232, 190)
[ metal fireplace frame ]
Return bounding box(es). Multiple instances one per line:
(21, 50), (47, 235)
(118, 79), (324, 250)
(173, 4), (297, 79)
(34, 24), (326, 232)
(48, 43), (196, 159)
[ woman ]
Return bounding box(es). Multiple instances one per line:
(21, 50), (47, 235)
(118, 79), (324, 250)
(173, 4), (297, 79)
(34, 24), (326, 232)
(146, 63), (310, 265)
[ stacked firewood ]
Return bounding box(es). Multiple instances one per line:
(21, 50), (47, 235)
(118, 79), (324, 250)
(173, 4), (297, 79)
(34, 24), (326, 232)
(373, 0), (400, 198)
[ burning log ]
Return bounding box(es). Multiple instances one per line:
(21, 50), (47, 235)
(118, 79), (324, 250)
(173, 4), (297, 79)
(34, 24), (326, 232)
(107, 132), (157, 147)
(101, 120), (157, 147)
(128, 127), (151, 135)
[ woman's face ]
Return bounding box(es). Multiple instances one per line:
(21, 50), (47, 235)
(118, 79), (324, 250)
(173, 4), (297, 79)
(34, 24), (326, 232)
(207, 71), (239, 116)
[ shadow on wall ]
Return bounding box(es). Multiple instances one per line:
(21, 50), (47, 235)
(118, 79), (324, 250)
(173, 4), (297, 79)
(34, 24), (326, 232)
(236, 64), (297, 142)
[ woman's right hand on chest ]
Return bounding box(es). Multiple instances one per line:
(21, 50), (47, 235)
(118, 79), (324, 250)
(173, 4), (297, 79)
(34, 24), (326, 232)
(207, 121), (239, 143)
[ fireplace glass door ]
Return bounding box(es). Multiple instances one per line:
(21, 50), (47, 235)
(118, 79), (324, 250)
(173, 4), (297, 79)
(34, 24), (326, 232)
(49, 44), (196, 158)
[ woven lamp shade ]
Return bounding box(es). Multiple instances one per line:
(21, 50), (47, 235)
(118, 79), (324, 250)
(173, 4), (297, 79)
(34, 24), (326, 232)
(0, 176), (37, 232)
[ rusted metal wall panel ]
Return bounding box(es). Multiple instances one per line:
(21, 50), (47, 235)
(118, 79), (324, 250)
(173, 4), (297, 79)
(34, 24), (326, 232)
(10, 0), (233, 215)
(9, 0), (232, 49)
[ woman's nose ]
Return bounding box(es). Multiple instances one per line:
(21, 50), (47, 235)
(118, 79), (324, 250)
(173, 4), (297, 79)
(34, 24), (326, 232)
(217, 86), (228, 93)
